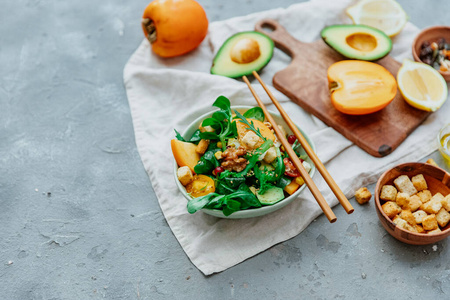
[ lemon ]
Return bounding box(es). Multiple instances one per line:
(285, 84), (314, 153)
(346, 0), (408, 37)
(397, 59), (448, 112)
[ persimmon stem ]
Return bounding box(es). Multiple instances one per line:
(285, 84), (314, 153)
(142, 18), (157, 43)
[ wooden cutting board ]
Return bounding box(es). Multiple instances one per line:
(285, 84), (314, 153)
(255, 19), (430, 157)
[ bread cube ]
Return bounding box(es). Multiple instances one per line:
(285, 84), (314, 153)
(395, 192), (410, 207)
(426, 158), (439, 167)
(277, 125), (287, 138)
(177, 166), (193, 186)
(393, 217), (417, 232)
(199, 125), (215, 133)
(412, 210), (427, 224)
(382, 201), (402, 219)
(442, 194), (450, 211)
(411, 174), (427, 191)
(380, 185), (397, 201)
(195, 139), (210, 154)
(436, 208), (450, 228)
(417, 190), (432, 204)
(394, 175), (418, 196)
(427, 228), (442, 234)
(415, 225), (425, 233)
(431, 193), (444, 203)
(263, 147), (277, 164)
(399, 210), (416, 226)
(421, 199), (442, 214)
(404, 195), (422, 212)
(422, 214), (438, 231)
(241, 131), (262, 149)
(355, 187), (371, 205)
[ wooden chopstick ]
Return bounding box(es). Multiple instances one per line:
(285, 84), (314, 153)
(242, 75), (337, 223)
(251, 71), (354, 214)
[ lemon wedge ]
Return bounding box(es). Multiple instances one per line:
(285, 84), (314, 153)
(397, 59), (448, 112)
(346, 0), (408, 37)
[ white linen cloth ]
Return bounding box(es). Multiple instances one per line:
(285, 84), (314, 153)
(123, 0), (449, 275)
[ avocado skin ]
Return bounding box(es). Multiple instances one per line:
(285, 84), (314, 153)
(210, 31), (274, 78)
(321, 24), (392, 61)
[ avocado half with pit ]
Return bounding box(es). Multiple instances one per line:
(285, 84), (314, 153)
(211, 31), (274, 78)
(321, 24), (392, 61)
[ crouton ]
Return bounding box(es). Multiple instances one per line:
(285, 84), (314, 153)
(263, 147), (277, 164)
(199, 125), (215, 133)
(427, 228), (442, 234)
(411, 174), (427, 191)
(442, 194), (450, 211)
(355, 187), (371, 205)
(177, 166), (193, 186)
(241, 131), (262, 149)
(415, 225), (425, 233)
(412, 210), (427, 224)
(380, 185), (397, 201)
(277, 125), (287, 139)
(382, 201), (402, 219)
(404, 195), (422, 212)
(195, 139), (210, 154)
(421, 199), (442, 214)
(436, 208), (450, 228)
(393, 175), (417, 196)
(417, 190), (432, 204)
(431, 192), (445, 203)
(393, 217), (417, 232)
(395, 192), (410, 208)
(426, 158), (439, 167)
(422, 214), (438, 231)
(399, 210), (416, 226)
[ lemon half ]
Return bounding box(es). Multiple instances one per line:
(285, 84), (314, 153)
(397, 59), (448, 112)
(346, 0), (408, 37)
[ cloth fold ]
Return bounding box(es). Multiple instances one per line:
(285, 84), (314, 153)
(124, 0), (449, 275)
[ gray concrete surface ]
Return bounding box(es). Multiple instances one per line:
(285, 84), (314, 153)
(1, 0), (449, 299)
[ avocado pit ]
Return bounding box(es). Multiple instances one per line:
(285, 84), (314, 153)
(230, 38), (261, 64)
(346, 33), (377, 52)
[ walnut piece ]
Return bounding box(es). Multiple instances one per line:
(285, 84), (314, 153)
(221, 146), (248, 172)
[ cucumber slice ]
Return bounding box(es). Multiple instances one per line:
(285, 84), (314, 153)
(256, 186), (285, 205)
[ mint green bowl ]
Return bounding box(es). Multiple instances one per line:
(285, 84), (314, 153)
(174, 106), (316, 219)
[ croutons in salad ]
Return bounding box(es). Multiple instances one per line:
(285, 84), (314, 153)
(171, 96), (312, 216)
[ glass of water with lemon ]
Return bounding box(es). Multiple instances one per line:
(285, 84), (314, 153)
(438, 124), (450, 164)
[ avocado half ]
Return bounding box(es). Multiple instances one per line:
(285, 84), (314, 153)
(210, 31), (274, 78)
(321, 24), (392, 61)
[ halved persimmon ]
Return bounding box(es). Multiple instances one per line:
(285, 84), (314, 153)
(328, 60), (397, 115)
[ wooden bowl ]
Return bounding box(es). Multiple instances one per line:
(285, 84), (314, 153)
(412, 26), (450, 81)
(375, 162), (450, 245)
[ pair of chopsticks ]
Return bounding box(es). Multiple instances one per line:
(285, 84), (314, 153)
(242, 71), (354, 223)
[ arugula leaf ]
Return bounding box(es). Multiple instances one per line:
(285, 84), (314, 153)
(243, 107), (265, 122)
(234, 110), (266, 140)
(174, 129), (186, 142)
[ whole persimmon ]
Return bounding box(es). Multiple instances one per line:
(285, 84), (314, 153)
(142, 0), (208, 58)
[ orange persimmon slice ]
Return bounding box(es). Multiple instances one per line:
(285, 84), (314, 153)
(328, 60), (397, 115)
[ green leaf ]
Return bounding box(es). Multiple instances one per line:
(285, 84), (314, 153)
(188, 130), (202, 143)
(187, 193), (220, 214)
(174, 129), (186, 142)
(212, 110), (229, 122)
(243, 107), (265, 122)
(212, 96), (231, 112)
(200, 132), (219, 140)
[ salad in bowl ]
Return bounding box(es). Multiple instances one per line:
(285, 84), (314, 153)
(171, 96), (315, 218)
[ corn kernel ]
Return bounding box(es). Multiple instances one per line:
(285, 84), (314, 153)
(295, 176), (305, 186)
(217, 142), (222, 148)
(214, 151), (223, 160)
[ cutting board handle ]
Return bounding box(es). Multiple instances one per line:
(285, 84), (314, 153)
(255, 19), (304, 59)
